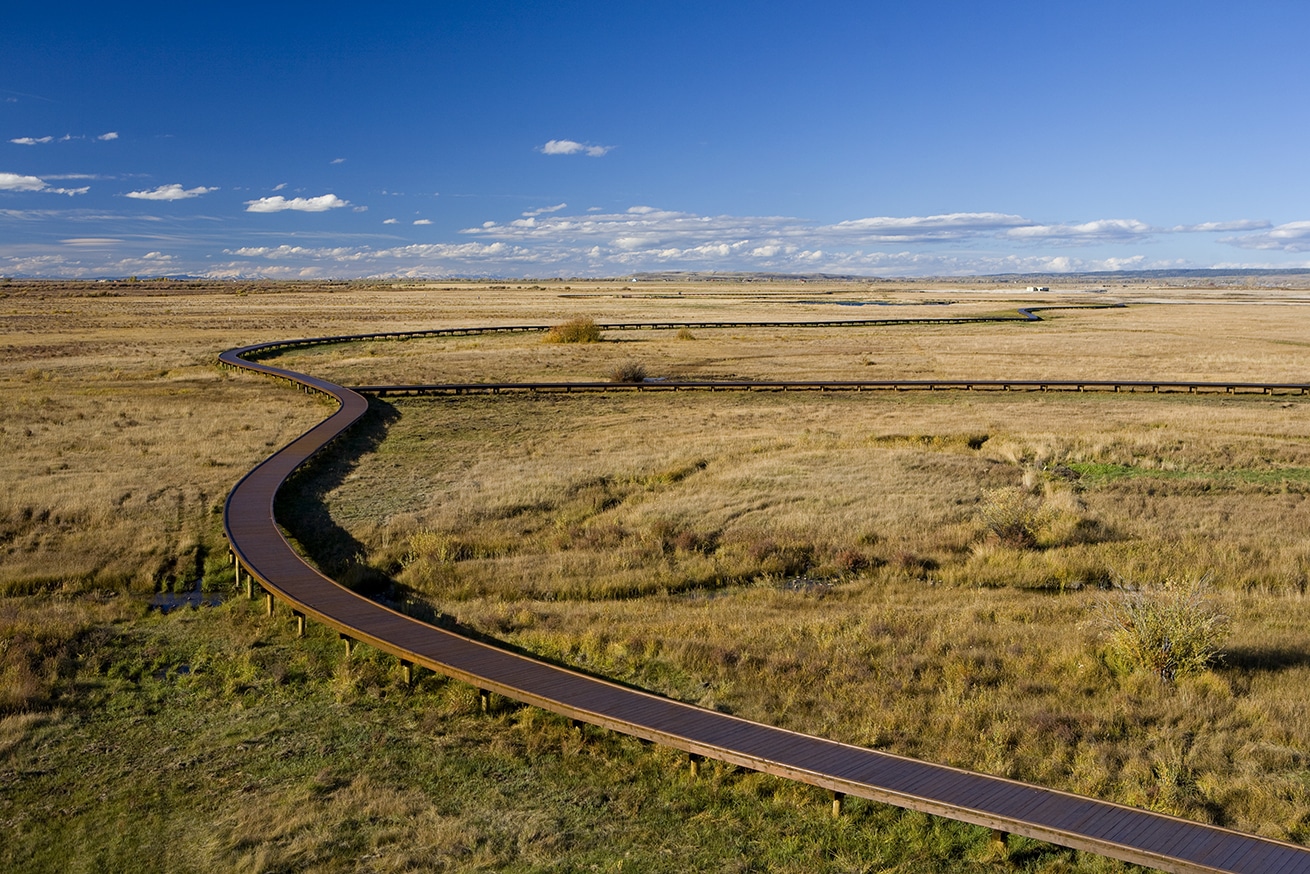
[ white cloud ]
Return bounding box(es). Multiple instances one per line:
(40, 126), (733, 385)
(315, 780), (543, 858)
(0, 172), (49, 192)
(125, 183), (218, 201)
(383, 218), (398, 224)
(330, 157), (346, 164)
(540, 139), (611, 157)
(272, 183), (287, 191)
(1221, 221), (1310, 252)
(1005, 218), (1155, 242)
(823, 212), (1031, 241)
(224, 241), (524, 264)
(0, 172), (88, 195)
(9, 132), (116, 145)
(523, 202), (567, 218)
(1173, 219), (1270, 233)
(244, 193), (349, 213)
(413, 219), (432, 225)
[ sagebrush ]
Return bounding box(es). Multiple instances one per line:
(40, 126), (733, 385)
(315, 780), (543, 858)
(1098, 577), (1229, 682)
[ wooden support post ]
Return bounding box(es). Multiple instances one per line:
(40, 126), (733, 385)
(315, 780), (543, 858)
(479, 689), (491, 713)
(689, 753), (703, 778)
(341, 635), (354, 657)
(293, 611), (305, 638)
(831, 791), (845, 818)
(246, 575), (256, 600)
(264, 591), (274, 616)
(990, 829), (1009, 859)
(400, 660), (413, 686)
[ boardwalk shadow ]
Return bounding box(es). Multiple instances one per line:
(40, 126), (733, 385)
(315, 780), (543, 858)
(275, 396), (401, 596)
(269, 394), (748, 711)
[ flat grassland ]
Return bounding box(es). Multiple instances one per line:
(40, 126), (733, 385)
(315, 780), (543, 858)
(2, 278), (1309, 872)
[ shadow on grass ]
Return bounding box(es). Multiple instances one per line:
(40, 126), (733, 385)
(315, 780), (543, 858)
(1221, 645), (1310, 673)
(275, 396), (400, 596)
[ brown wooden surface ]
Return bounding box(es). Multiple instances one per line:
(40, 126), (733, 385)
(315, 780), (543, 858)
(219, 316), (1310, 874)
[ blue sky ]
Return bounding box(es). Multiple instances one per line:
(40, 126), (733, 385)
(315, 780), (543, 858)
(4, 1), (1310, 279)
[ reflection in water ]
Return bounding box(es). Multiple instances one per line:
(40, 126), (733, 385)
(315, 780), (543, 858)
(149, 579), (225, 613)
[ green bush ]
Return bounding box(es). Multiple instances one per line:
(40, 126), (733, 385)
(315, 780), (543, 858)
(544, 317), (601, 344)
(1097, 577), (1228, 682)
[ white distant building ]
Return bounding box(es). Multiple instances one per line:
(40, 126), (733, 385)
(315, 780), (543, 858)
(1026, 285), (1050, 292)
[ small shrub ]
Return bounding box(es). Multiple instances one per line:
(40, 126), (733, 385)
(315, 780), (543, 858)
(1097, 577), (1229, 683)
(648, 519), (717, 555)
(834, 549), (871, 574)
(977, 485), (1097, 550)
(891, 550), (939, 576)
(978, 487), (1045, 548)
(543, 317), (601, 344)
(675, 327), (695, 340)
(747, 537), (814, 577)
(609, 360), (648, 383)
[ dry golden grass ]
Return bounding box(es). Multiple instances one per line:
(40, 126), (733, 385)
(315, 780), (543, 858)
(4, 278), (1310, 863)
(318, 386), (1310, 835)
(275, 291), (1310, 842)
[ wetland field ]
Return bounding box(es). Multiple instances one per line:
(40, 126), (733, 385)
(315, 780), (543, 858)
(2, 277), (1310, 872)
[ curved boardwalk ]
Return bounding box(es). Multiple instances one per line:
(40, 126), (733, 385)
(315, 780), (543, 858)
(221, 315), (1310, 874)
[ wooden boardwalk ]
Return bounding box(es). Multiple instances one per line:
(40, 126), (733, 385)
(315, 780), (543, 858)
(219, 315), (1310, 874)
(356, 378), (1310, 397)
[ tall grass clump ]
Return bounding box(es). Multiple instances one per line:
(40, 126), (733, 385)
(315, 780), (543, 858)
(543, 317), (601, 344)
(609, 360), (648, 384)
(1097, 577), (1228, 683)
(978, 486), (1046, 549)
(976, 484), (1097, 550)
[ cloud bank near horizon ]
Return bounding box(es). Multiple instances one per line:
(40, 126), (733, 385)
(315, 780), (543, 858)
(191, 206), (1306, 279)
(3, 200), (1307, 279)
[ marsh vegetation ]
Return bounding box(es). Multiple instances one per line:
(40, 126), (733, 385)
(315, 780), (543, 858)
(3, 279), (1309, 871)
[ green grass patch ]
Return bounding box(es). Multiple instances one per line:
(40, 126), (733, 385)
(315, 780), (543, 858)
(1067, 461), (1310, 486)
